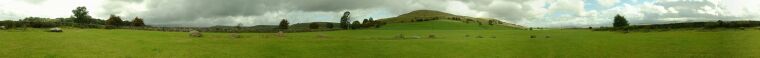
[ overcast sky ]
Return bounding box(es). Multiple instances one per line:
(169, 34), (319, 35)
(1, 0), (759, 27)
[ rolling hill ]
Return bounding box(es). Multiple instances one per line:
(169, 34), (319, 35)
(376, 10), (524, 29)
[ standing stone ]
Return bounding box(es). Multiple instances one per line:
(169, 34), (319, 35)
(189, 30), (202, 37)
(230, 33), (241, 38)
(395, 34), (405, 39)
(276, 31), (285, 37)
(48, 27), (62, 32)
(428, 34), (436, 38)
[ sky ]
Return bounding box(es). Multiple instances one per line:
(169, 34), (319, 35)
(1, 0), (759, 28)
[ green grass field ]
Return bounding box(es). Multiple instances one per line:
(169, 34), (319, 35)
(2, 20), (760, 58)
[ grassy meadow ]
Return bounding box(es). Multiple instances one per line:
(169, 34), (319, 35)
(2, 20), (760, 58)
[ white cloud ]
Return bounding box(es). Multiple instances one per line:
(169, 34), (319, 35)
(547, 0), (585, 16)
(597, 0), (619, 7)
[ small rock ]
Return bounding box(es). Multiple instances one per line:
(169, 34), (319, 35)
(530, 35), (536, 38)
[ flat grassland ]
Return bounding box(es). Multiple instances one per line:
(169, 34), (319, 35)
(1, 20), (759, 58)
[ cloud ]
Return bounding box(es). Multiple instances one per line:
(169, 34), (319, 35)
(597, 0), (619, 7)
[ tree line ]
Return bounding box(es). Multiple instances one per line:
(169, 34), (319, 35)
(0, 6), (146, 29)
(276, 11), (386, 30)
(595, 14), (760, 31)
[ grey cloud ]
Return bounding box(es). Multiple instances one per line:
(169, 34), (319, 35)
(104, 0), (460, 27)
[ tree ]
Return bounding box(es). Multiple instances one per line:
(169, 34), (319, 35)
(340, 11), (351, 29)
(368, 18), (375, 28)
(278, 19), (289, 29)
(613, 14), (629, 27)
(106, 15), (123, 26)
(488, 20), (495, 25)
(375, 21), (384, 28)
(132, 17), (145, 26)
(717, 20), (725, 26)
(351, 21), (361, 29)
(236, 23), (243, 29)
(72, 6), (93, 24)
(362, 19), (369, 28)
(326, 23), (334, 29)
(477, 21), (482, 25)
(235, 23), (243, 32)
(309, 23), (320, 29)
(362, 19), (369, 25)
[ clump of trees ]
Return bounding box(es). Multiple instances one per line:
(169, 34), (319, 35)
(309, 22), (319, 29)
(132, 17), (145, 26)
(325, 23), (334, 29)
(487, 19), (503, 25)
(105, 15), (124, 29)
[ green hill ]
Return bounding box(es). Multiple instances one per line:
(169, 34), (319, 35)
(375, 10), (524, 30)
(375, 20), (518, 30)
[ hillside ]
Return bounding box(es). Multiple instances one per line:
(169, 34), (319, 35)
(378, 10), (524, 29)
(374, 20), (518, 30)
